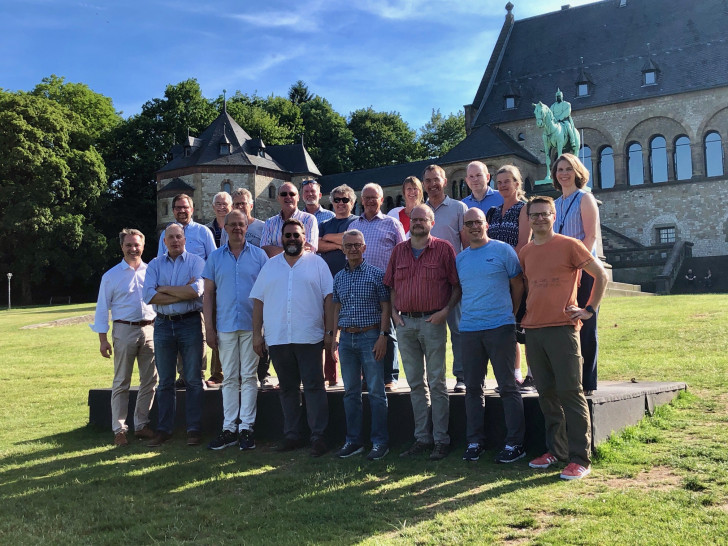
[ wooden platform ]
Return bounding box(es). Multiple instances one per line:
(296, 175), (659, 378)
(88, 379), (686, 451)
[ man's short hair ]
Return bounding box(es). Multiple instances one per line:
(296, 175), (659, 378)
(412, 204), (435, 222)
(212, 191), (232, 206)
(467, 160), (489, 174)
(423, 164), (446, 180)
(551, 153), (590, 192)
(165, 222), (185, 236)
(361, 183), (383, 197)
(331, 184), (356, 203)
(119, 228), (145, 246)
(342, 229), (365, 245)
(526, 195), (556, 215)
(231, 187), (253, 202)
(281, 218), (305, 235)
(225, 209), (248, 226)
(172, 194), (193, 209)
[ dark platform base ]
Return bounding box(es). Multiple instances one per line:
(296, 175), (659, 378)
(88, 380), (686, 450)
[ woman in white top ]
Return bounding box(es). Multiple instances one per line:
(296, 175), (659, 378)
(387, 176), (423, 238)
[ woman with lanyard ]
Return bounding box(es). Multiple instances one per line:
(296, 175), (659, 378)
(552, 153), (601, 396)
(486, 165), (532, 388)
(388, 176), (423, 238)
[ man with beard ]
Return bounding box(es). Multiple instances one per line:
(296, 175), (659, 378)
(301, 179), (335, 225)
(260, 182), (318, 257)
(250, 219), (334, 457)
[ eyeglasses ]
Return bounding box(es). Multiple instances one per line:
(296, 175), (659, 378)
(464, 220), (484, 227)
(283, 232), (302, 239)
(233, 202), (250, 208)
(214, 202), (230, 208)
(528, 211), (554, 219)
(333, 197), (351, 204)
(343, 243), (363, 250)
(279, 192), (297, 197)
(173, 206), (190, 211)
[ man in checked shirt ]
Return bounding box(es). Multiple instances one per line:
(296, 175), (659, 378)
(331, 229), (391, 461)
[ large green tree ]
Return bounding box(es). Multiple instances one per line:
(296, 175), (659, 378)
(348, 107), (424, 171)
(0, 91), (107, 304)
(418, 109), (466, 158)
(300, 96), (353, 174)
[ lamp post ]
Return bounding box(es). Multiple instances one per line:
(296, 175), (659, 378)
(6, 273), (12, 310)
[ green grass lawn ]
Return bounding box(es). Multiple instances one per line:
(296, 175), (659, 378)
(0, 296), (726, 544)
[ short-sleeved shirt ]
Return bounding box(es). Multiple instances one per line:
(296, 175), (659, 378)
(427, 196), (467, 254)
(457, 240), (521, 331)
(333, 260), (389, 328)
(462, 186), (504, 214)
(518, 234), (594, 330)
(245, 218), (265, 248)
(260, 209), (319, 251)
(202, 243), (268, 332)
(143, 251), (205, 315)
(383, 236), (459, 313)
(249, 252), (333, 346)
(157, 220), (216, 260)
(349, 212), (406, 272)
(318, 214), (358, 276)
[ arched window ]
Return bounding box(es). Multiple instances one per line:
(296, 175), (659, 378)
(628, 142), (644, 186)
(268, 184), (276, 199)
(650, 136), (668, 183)
(396, 194), (404, 207)
(579, 145), (593, 189)
(674, 136), (692, 181)
(222, 180), (232, 194)
(599, 147), (615, 189)
(452, 180), (459, 198)
(385, 196), (394, 212)
(460, 179), (469, 197)
(705, 132), (724, 177)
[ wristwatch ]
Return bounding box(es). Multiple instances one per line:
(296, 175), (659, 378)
(380, 331), (389, 337)
(326, 330), (334, 336)
(585, 305), (596, 314)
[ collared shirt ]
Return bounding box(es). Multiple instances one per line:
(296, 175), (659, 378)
(348, 211), (405, 272)
(457, 240), (522, 331)
(318, 214), (358, 276)
(260, 209), (319, 251)
(157, 220), (216, 260)
(462, 186), (504, 214)
(308, 205), (335, 226)
(249, 252), (333, 346)
(383, 236), (459, 313)
(427, 195), (468, 254)
(202, 243), (269, 332)
(333, 260), (389, 328)
(245, 218), (265, 247)
(90, 259), (156, 334)
(143, 251), (205, 315)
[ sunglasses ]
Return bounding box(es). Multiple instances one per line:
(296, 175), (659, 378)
(283, 232), (302, 239)
(333, 197), (351, 204)
(279, 192), (297, 197)
(301, 180), (317, 186)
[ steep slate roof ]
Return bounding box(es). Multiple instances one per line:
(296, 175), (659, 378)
(438, 124), (539, 165)
(319, 159), (433, 193)
(470, 0), (728, 128)
(157, 109), (320, 176)
(158, 177), (195, 193)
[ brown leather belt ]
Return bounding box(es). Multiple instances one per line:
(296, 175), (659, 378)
(114, 319), (155, 326)
(341, 324), (378, 333)
(400, 310), (439, 318)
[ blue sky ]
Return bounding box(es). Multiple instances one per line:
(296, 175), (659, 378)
(1, 0), (597, 131)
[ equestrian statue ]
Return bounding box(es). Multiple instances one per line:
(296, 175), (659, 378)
(533, 89), (580, 181)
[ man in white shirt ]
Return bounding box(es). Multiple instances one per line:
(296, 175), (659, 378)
(250, 219), (334, 457)
(90, 228), (158, 447)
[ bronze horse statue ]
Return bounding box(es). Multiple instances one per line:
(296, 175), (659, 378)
(533, 101), (580, 180)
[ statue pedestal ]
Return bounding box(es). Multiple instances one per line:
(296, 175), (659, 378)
(534, 179), (553, 186)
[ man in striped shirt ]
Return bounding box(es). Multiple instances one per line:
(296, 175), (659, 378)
(260, 182), (319, 257)
(383, 205), (460, 461)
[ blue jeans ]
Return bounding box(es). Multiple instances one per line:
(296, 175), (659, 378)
(383, 318), (399, 383)
(339, 330), (389, 446)
(154, 313), (204, 434)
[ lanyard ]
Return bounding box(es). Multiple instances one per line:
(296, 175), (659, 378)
(557, 192), (579, 234)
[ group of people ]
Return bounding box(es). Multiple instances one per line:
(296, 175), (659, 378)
(91, 153), (607, 480)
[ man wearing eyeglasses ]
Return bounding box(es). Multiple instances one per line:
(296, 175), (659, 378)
(260, 182), (319, 258)
(519, 196), (607, 481)
(301, 179), (335, 225)
(457, 207), (526, 464)
(250, 219), (334, 457)
(384, 205), (460, 461)
(157, 194), (216, 260)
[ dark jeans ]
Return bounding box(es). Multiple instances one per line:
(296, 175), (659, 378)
(577, 271), (599, 391)
(461, 325), (525, 448)
(154, 313), (203, 434)
(383, 318), (399, 383)
(269, 342), (328, 442)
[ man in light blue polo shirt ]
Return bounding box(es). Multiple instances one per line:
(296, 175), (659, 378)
(144, 223), (206, 447)
(457, 207), (526, 465)
(202, 210), (268, 451)
(462, 161), (504, 214)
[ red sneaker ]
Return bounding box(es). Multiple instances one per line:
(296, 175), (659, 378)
(529, 452), (558, 469)
(560, 463), (592, 480)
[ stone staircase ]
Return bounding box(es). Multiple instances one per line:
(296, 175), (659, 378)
(605, 280), (653, 297)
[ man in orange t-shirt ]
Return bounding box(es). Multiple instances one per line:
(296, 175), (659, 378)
(518, 196), (607, 481)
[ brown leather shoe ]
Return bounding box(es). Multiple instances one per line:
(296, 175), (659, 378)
(114, 431), (128, 447)
(187, 431), (202, 446)
(134, 426), (155, 440)
(147, 431), (172, 447)
(310, 438), (328, 458)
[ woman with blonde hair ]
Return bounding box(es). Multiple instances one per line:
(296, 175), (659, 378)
(388, 176), (423, 237)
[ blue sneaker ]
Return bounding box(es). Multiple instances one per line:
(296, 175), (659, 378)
(239, 429), (256, 451)
(337, 442), (364, 458)
(367, 444), (389, 461)
(462, 443), (484, 462)
(208, 430), (237, 451)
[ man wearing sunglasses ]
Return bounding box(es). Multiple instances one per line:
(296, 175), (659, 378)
(260, 182), (319, 258)
(318, 184), (359, 387)
(519, 196), (607, 481)
(250, 219), (334, 457)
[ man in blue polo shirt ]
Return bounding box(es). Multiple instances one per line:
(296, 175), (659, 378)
(202, 210), (268, 451)
(462, 161), (504, 214)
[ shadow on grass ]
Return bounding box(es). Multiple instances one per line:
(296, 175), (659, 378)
(1, 425), (560, 543)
